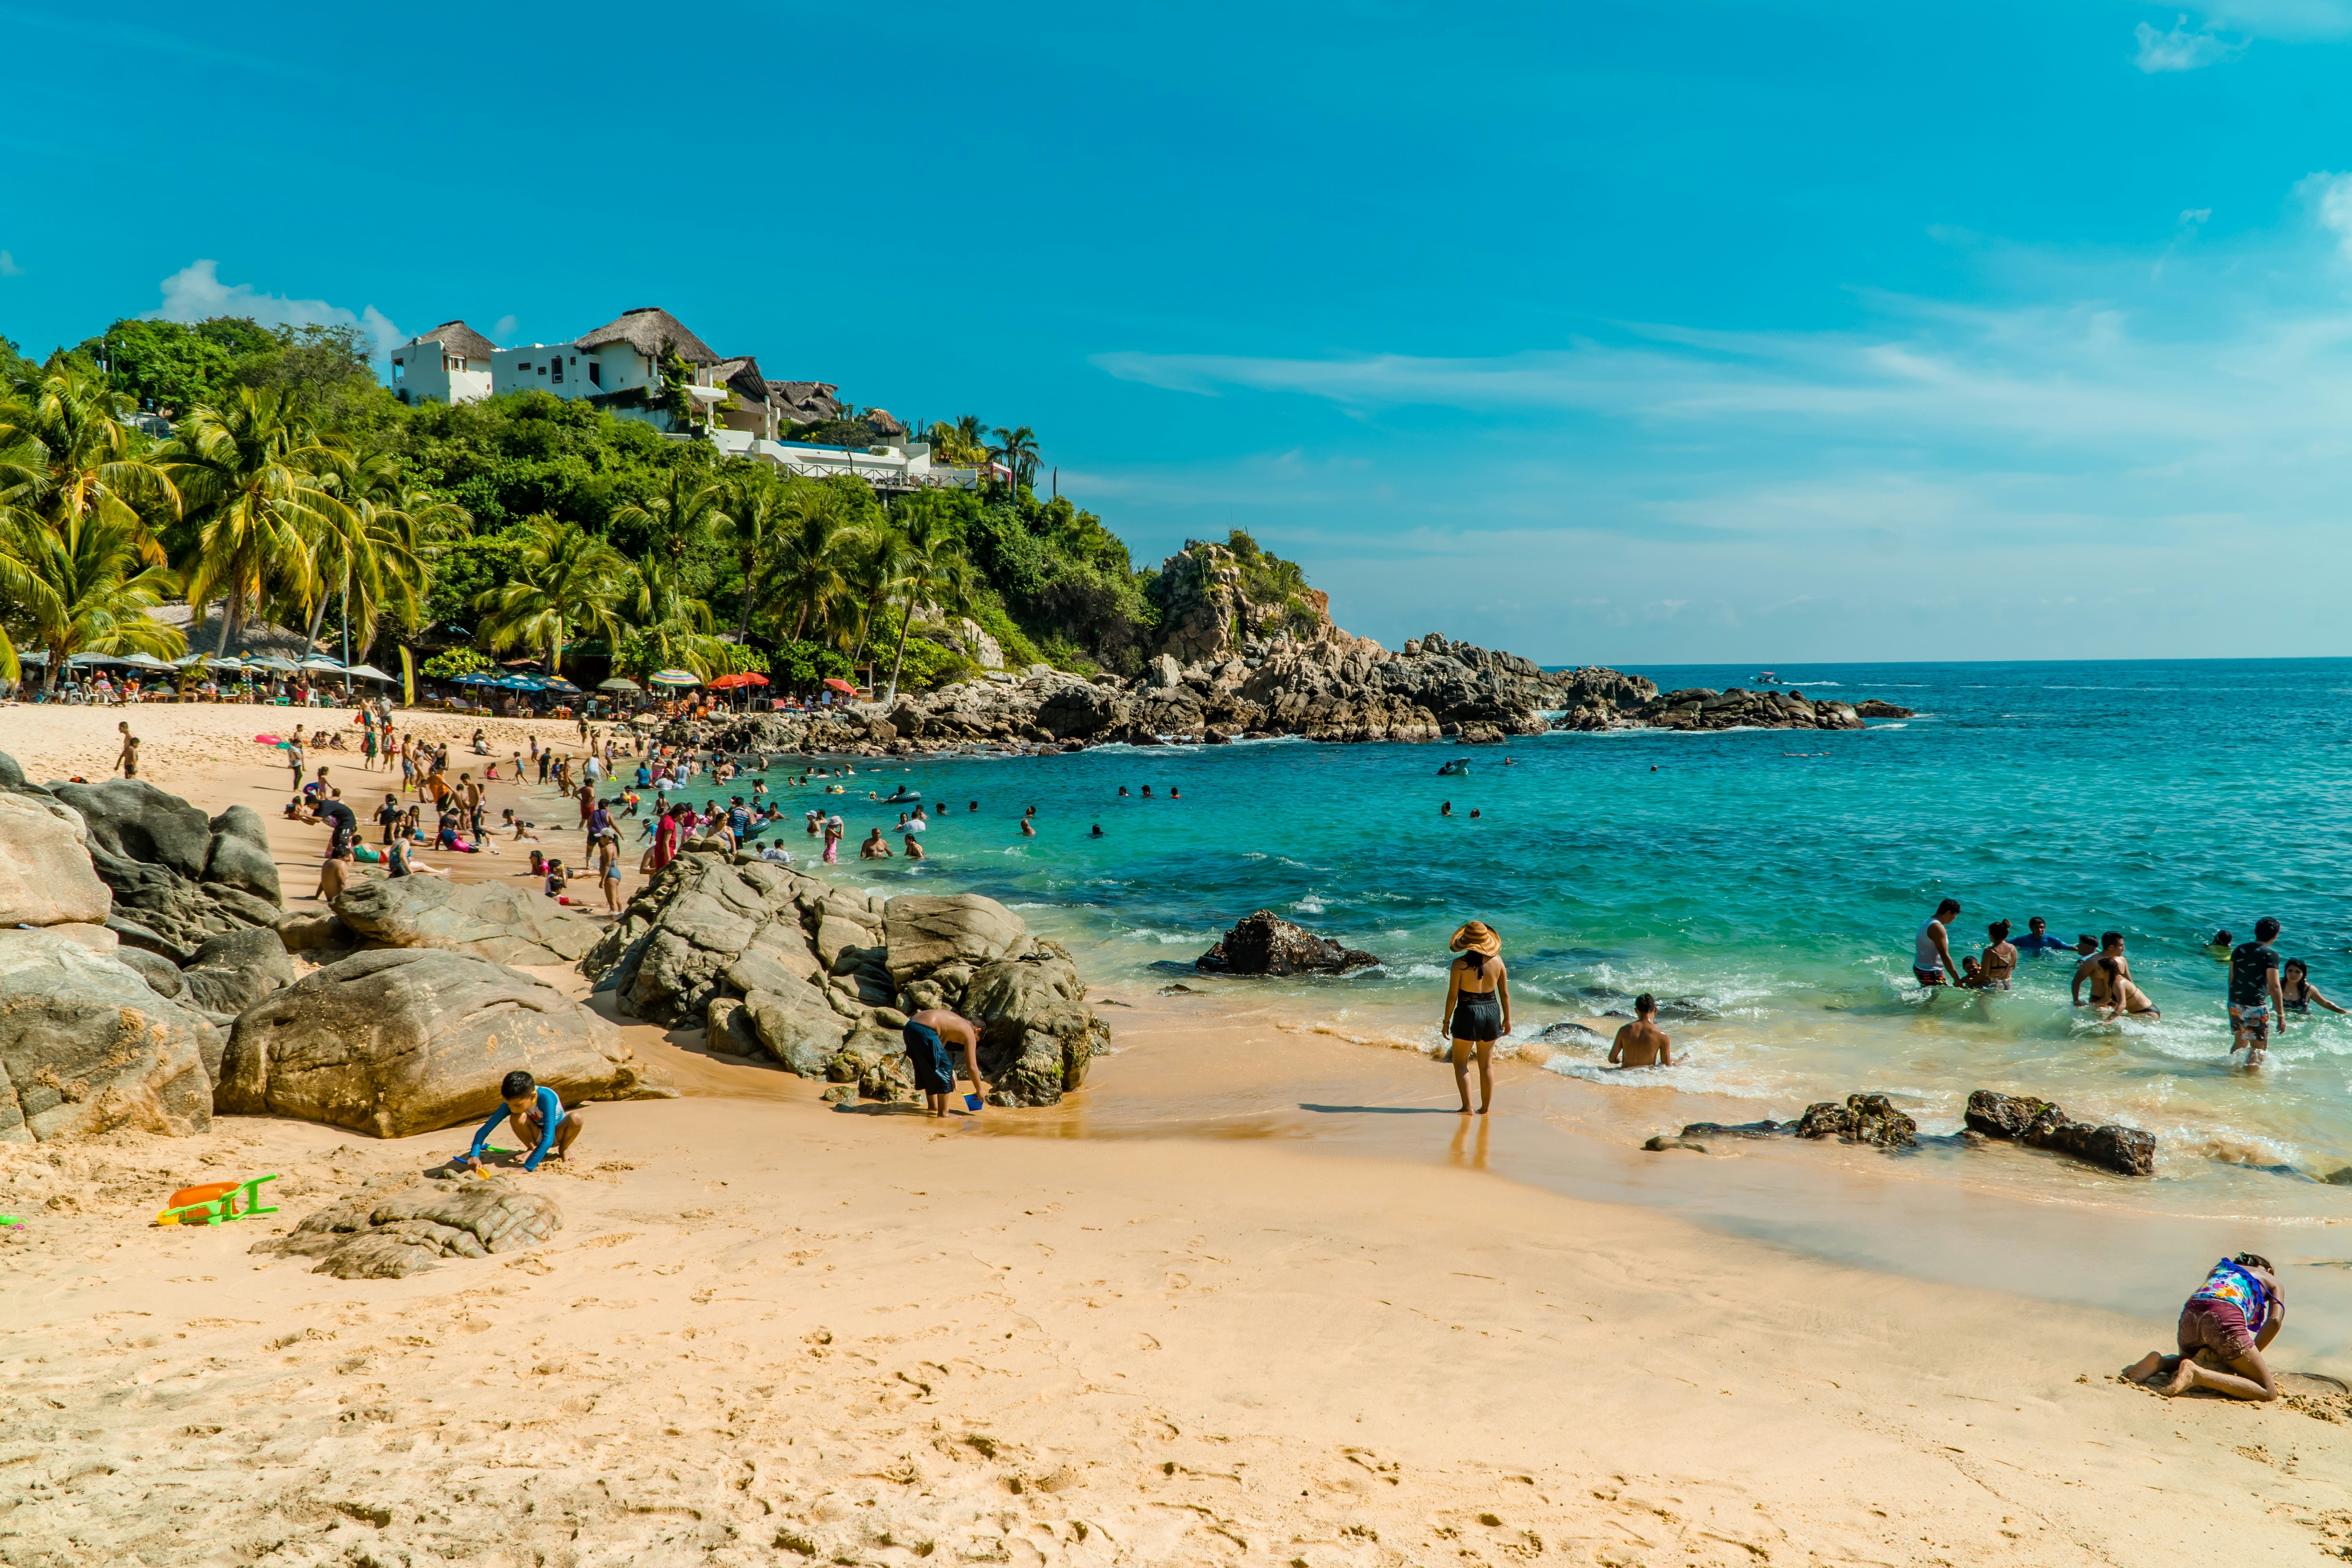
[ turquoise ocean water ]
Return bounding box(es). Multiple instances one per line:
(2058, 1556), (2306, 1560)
(642, 658), (2352, 1203)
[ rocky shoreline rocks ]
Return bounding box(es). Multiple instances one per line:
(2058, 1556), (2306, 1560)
(1653, 1088), (2155, 1176)
(1195, 910), (1380, 976)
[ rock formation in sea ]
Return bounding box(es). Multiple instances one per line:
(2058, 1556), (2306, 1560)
(1963, 1089), (2155, 1176)
(581, 852), (1105, 1107)
(1194, 911), (1381, 976)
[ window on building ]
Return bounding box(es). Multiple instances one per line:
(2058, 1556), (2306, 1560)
(588, 361), (601, 387)
(391, 360), (405, 381)
(550, 357), (563, 384)
(536, 364), (546, 376)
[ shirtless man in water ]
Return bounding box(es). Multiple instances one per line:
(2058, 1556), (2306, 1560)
(1608, 995), (1673, 1067)
(2072, 931), (2134, 1008)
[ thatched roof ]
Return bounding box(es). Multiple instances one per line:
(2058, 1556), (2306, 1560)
(401, 321), (499, 362)
(866, 408), (907, 437)
(710, 356), (772, 405)
(767, 380), (842, 422)
(573, 307), (720, 366)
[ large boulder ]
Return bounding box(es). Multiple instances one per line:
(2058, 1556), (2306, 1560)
(1195, 910), (1379, 976)
(218, 948), (673, 1137)
(0, 791), (111, 928)
(201, 805), (283, 904)
(965, 946), (1105, 1107)
(1795, 1093), (1917, 1147)
(333, 876), (602, 966)
(176, 926), (296, 1023)
(0, 928), (216, 1142)
(48, 779), (214, 880)
(742, 977), (853, 1076)
(883, 893), (1033, 987)
(586, 853), (842, 1026)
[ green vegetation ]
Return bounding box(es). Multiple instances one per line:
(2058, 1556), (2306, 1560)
(0, 308), (1269, 697)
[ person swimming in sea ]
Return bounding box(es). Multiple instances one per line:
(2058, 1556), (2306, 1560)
(2089, 956), (2160, 1021)
(2280, 957), (2346, 1017)
(2013, 916), (2075, 956)
(2208, 929), (2234, 962)
(1608, 994), (1672, 1067)
(1440, 922), (1510, 1115)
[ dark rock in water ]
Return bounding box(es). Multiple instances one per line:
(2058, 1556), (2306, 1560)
(1535, 1020), (1607, 1044)
(1853, 699), (1915, 719)
(1656, 995), (1720, 1021)
(1965, 1089), (2154, 1176)
(1680, 1118), (1788, 1139)
(1195, 910), (1379, 976)
(1796, 1093), (1918, 1147)
(2325, 1166), (2352, 1187)
(1642, 1136), (1709, 1154)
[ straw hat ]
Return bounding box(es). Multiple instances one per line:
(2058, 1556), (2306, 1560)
(1449, 921), (1501, 958)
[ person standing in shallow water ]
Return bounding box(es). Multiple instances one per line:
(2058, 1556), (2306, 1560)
(1441, 922), (1511, 1115)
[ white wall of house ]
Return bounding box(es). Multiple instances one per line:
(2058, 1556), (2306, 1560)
(490, 341), (677, 426)
(388, 339), (490, 405)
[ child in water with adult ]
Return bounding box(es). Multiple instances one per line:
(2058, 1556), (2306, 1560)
(1440, 922), (1510, 1114)
(2123, 1252), (2286, 1401)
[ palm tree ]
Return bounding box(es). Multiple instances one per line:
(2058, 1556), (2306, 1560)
(611, 468), (728, 566)
(988, 425), (1041, 490)
(0, 353), (180, 560)
(472, 515), (629, 675)
(715, 466), (795, 645)
(759, 485), (858, 641)
(840, 522), (913, 679)
(620, 548), (724, 677)
(0, 511), (185, 692)
(880, 498), (978, 706)
(165, 388), (352, 655)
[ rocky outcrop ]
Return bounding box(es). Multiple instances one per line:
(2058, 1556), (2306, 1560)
(219, 948), (673, 1137)
(254, 1172), (563, 1279)
(582, 853), (1104, 1106)
(1795, 1093), (1918, 1147)
(1853, 699), (1916, 719)
(0, 756), (286, 955)
(175, 926), (296, 1025)
(1964, 1089), (2154, 1176)
(1149, 538), (1345, 667)
(332, 877), (602, 966)
(0, 928), (217, 1142)
(1558, 686), (1878, 733)
(1196, 911), (1380, 976)
(0, 791), (112, 930)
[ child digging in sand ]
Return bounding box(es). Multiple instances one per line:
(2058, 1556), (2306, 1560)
(456, 1070), (581, 1174)
(2124, 1252), (2286, 1401)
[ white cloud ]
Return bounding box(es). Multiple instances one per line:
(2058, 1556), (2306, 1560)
(2207, 0), (2352, 38)
(0, 250), (20, 278)
(2180, 208), (2212, 225)
(145, 260), (403, 359)
(2133, 15), (2249, 70)
(492, 314), (518, 341)
(2302, 171), (2352, 258)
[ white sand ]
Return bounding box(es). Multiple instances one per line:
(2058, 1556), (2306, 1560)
(3, 706), (2348, 1566)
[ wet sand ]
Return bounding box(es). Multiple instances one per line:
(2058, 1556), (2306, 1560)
(5, 704), (2352, 1564)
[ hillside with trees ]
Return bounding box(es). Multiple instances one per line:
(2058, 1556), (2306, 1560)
(0, 315), (1317, 697)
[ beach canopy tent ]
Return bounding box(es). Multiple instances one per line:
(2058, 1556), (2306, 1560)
(68, 652), (125, 667)
(707, 671), (768, 690)
(296, 656), (347, 673)
(117, 652), (176, 671)
(205, 656), (247, 671)
(822, 677), (858, 695)
(341, 663), (394, 682)
(597, 677), (641, 693)
(246, 656), (299, 675)
(647, 669), (701, 687)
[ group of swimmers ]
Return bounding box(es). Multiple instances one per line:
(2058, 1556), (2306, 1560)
(1910, 900), (2330, 1064)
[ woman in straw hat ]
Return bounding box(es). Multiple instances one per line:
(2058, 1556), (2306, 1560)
(1442, 922), (1512, 1114)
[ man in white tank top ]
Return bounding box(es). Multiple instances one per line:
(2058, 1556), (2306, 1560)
(1913, 898), (1962, 988)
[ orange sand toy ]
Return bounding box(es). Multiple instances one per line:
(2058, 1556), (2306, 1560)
(153, 1175), (278, 1226)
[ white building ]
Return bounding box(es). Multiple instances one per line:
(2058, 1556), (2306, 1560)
(389, 321), (496, 405)
(491, 306), (727, 432)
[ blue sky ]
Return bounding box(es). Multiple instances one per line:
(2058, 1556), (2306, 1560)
(6, 1), (2352, 663)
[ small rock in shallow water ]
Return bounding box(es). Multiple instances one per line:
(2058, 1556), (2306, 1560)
(1965, 1089), (2154, 1176)
(1679, 1119), (1786, 1139)
(1796, 1093), (1917, 1147)
(1642, 1136), (1710, 1154)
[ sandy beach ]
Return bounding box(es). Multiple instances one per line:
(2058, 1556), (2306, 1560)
(4, 702), (2350, 1566)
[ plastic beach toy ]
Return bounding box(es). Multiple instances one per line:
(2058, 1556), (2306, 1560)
(153, 1174), (278, 1226)
(964, 1093), (983, 1112)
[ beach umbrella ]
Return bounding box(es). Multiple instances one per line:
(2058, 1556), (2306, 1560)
(171, 652), (206, 667)
(297, 655), (347, 673)
(68, 652), (124, 667)
(708, 671), (769, 690)
(247, 655), (298, 674)
(341, 663), (394, 682)
(598, 677), (641, 693)
(822, 677), (858, 695)
(544, 676), (580, 693)
(507, 675), (551, 692)
(647, 669), (702, 687)
(117, 652), (175, 671)
(206, 655), (246, 671)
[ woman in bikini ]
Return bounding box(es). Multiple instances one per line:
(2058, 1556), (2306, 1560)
(1440, 922), (1512, 1115)
(2091, 955), (2161, 1021)
(2279, 959), (2348, 1018)
(1962, 920), (2019, 990)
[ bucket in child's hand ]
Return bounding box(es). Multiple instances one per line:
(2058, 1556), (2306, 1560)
(964, 1093), (982, 1112)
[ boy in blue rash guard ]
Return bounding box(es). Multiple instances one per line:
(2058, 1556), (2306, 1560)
(458, 1070), (581, 1172)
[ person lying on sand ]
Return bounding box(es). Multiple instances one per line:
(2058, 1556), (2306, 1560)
(1608, 994), (1673, 1067)
(2124, 1252), (2285, 1401)
(456, 1070), (581, 1174)
(903, 1008), (983, 1118)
